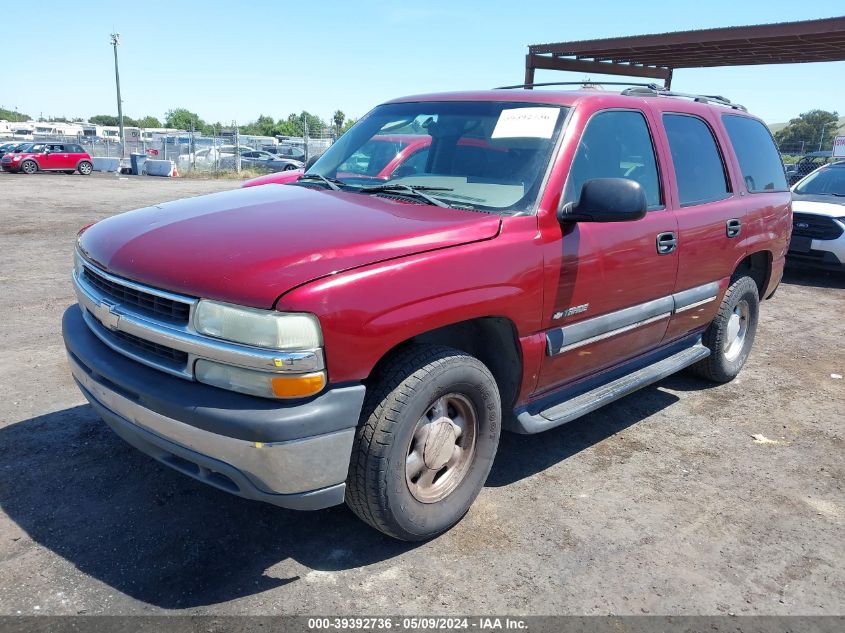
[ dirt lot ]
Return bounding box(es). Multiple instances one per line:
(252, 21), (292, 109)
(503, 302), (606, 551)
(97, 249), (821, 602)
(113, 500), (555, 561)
(0, 171), (842, 616)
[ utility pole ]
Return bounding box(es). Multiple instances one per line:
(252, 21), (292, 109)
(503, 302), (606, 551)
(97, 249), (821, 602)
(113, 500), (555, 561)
(302, 113), (309, 163)
(110, 33), (126, 156)
(234, 120), (241, 173)
(818, 122), (831, 152)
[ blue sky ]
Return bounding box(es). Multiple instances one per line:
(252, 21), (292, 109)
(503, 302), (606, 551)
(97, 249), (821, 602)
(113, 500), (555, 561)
(2, 1), (843, 125)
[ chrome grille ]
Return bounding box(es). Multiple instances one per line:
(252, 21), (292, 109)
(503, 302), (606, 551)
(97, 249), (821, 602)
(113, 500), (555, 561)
(73, 252), (325, 380)
(792, 213), (844, 241)
(107, 323), (188, 365)
(82, 266), (192, 324)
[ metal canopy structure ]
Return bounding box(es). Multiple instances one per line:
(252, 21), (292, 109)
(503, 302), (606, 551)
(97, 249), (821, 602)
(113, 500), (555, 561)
(525, 16), (845, 89)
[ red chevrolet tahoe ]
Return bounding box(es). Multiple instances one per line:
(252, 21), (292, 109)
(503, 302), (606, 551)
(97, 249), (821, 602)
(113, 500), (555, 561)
(63, 88), (791, 540)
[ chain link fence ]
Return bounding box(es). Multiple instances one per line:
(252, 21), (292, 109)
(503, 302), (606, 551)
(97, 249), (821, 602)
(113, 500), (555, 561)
(0, 129), (336, 177)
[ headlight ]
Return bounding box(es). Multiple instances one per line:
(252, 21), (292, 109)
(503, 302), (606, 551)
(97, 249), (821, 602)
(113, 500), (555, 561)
(193, 300), (322, 350)
(12, 156), (21, 161)
(195, 360), (326, 399)
(73, 252), (84, 278)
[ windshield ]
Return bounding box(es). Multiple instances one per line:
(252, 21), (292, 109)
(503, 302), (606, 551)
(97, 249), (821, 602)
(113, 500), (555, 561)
(794, 166), (845, 196)
(307, 101), (568, 213)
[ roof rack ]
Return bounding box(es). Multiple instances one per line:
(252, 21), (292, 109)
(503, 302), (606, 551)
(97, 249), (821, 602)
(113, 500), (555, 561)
(494, 81), (746, 111)
(495, 81), (662, 90)
(620, 86), (746, 110)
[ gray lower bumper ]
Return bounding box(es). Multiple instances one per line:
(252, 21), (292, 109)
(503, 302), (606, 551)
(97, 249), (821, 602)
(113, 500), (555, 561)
(63, 304), (364, 511)
(70, 354), (353, 510)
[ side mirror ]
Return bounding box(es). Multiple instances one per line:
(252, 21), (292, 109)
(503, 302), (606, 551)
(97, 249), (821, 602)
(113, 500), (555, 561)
(305, 155), (319, 170)
(559, 178), (648, 223)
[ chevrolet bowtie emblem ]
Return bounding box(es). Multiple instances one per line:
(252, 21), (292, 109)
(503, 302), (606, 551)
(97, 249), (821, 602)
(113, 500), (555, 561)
(94, 300), (121, 330)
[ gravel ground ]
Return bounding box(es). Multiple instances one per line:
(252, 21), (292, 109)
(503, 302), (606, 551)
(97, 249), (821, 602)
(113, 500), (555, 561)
(0, 172), (842, 616)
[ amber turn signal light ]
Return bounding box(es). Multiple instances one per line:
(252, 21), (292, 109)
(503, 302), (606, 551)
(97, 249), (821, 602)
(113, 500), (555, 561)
(270, 372), (326, 398)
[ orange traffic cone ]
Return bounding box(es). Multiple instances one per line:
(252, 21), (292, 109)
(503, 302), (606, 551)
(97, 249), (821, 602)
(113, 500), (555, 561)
(171, 162), (179, 177)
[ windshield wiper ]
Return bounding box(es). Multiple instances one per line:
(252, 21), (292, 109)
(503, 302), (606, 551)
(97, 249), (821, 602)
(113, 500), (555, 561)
(296, 174), (343, 191)
(359, 184), (454, 208)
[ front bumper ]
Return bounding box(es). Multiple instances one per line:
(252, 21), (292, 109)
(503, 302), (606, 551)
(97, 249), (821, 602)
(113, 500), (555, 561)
(787, 217), (845, 271)
(63, 304), (365, 510)
(787, 237), (845, 271)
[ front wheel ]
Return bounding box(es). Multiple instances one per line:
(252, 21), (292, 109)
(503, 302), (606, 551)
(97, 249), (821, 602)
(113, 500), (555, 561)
(283, 163), (297, 171)
(346, 345), (501, 541)
(20, 160), (38, 175)
(689, 276), (759, 383)
(77, 161), (93, 175)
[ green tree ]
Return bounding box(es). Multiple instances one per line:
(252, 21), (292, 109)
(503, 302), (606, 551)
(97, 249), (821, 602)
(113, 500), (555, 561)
(341, 118), (356, 134)
(333, 110), (345, 134)
(136, 116), (163, 129)
(89, 114), (120, 126)
(164, 108), (205, 132)
(774, 110), (840, 153)
(241, 114), (277, 137)
(0, 108), (30, 122)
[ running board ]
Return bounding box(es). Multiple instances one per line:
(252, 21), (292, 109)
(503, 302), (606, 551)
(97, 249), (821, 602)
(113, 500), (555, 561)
(512, 340), (710, 434)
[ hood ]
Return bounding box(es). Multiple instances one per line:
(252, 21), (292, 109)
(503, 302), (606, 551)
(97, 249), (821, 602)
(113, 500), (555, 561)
(791, 194), (845, 218)
(79, 184), (501, 308)
(242, 169), (304, 188)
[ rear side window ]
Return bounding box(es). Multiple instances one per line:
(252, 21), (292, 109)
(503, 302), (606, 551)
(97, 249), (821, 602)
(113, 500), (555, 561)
(663, 114), (730, 207)
(565, 110), (662, 209)
(722, 115), (788, 192)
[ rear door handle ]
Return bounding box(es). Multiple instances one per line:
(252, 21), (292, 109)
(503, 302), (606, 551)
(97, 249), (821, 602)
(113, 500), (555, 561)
(726, 218), (742, 238)
(656, 231), (677, 255)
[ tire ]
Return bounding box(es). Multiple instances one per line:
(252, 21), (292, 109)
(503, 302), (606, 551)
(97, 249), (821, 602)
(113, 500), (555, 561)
(346, 344), (501, 541)
(20, 160), (37, 175)
(283, 164), (297, 171)
(78, 161), (93, 175)
(64, 170), (75, 175)
(689, 276), (759, 383)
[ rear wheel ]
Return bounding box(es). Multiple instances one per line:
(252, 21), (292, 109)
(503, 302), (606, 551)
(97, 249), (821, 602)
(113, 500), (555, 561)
(346, 345), (501, 541)
(283, 163), (297, 171)
(689, 276), (759, 383)
(20, 160), (37, 175)
(64, 170), (75, 175)
(78, 161), (93, 175)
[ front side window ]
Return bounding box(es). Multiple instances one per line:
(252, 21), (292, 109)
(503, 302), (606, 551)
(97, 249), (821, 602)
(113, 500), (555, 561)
(722, 115), (788, 192)
(309, 101), (569, 214)
(663, 114), (730, 207)
(564, 110), (662, 209)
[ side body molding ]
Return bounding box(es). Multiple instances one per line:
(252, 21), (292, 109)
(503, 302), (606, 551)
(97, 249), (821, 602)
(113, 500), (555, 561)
(545, 281), (720, 356)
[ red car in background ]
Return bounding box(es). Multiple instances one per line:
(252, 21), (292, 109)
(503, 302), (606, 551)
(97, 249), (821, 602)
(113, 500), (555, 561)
(1, 142), (93, 175)
(242, 134), (432, 188)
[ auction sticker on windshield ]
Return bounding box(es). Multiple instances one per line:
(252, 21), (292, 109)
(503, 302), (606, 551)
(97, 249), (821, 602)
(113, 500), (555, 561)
(492, 107), (559, 139)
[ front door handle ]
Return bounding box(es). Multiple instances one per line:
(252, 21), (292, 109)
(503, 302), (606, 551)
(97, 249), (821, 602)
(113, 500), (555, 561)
(656, 231), (677, 255)
(726, 218), (742, 238)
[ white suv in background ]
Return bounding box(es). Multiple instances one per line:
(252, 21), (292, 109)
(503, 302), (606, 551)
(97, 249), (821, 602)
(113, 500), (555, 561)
(789, 160), (845, 271)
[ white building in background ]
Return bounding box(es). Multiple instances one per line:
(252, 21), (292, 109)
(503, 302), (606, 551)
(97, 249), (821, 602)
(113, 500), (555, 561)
(32, 122), (84, 137)
(0, 120), (34, 139)
(141, 128), (185, 142)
